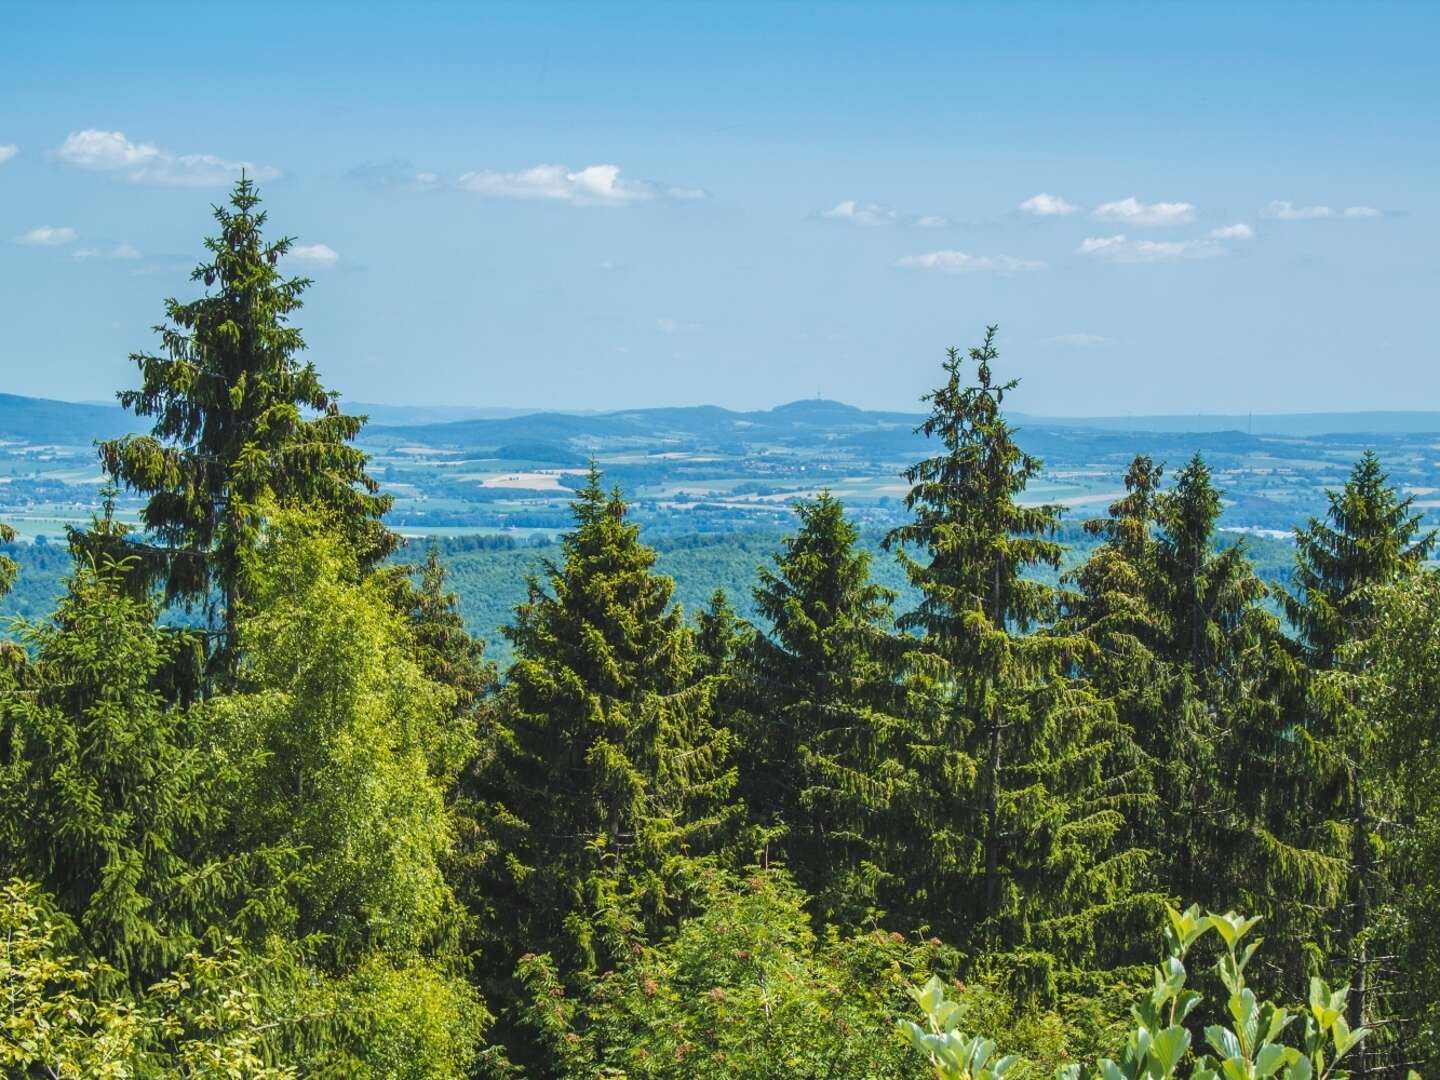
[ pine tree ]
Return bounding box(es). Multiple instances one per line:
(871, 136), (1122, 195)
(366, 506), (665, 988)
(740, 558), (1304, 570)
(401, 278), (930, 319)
(1063, 455), (1169, 749)
(1285, 450), (1435, 670)
(479, 467), (737, 990)
(884, 329), (1158, 984)
(0, 555), (294, 986)
(0, 519), (16, 672)
(694, 587), (746, 680)
(96, 177), (394, 665)
(1150, 455), (1290, 917)
(0, 519), (14, 598)
(1284, 451), (1436, 1064)
(739, 492), (917, 926)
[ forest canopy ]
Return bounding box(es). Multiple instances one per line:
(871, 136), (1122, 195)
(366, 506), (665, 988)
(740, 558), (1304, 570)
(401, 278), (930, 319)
(2, 180), (1435, 1079)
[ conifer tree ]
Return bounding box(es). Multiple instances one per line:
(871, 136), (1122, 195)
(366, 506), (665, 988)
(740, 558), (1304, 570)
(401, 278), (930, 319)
(884, 329), (1158, 981)
(739, 492), (917, 926)
(694, 587), (746, 680)
(1350, 572), (1440, 1075)
(0, 519), (14, 598)
(1284, 451), (1436, 1055)
(97, 177), (394, 663)
(1153, 455), (1271, 676)
(1150, 455), (1288, 915)
(1064, 455), (1169, 745)
(0, 556), (294, 985)
(1068, 453), (1341, 998)
(1285, 450), (1435, 670)
(479, 467), (737, 989)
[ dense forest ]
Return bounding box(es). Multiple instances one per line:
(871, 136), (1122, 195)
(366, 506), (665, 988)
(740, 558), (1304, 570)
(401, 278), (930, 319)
(3, 181), (1436, 1079)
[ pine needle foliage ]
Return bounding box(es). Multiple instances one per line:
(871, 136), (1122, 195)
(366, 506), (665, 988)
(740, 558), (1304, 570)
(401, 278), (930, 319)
(96, 177), (394, 663)
(1285, 450), (1436, 671)
(739, 492), (920, 927)
(0, 556), (295, 987)
(1283, 452), (1437, 1064)
(480, 466), (739, 991)
(884, 328), (1160, 984)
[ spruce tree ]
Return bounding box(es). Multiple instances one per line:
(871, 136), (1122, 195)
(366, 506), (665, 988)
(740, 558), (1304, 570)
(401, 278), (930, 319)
(694, 587), (746, 680)
(739, 492), (917, 926)
(0, 556), (294, 985)
(479, 467), (737, 994)
(96, 177), (394, 663)
(1284, 451), (1436, 1059)
(884, 328), (1158, 983)
(1285, 450), (1435, 670)
(0, 519), (14, 598)
(1069, 453), (1341, 998)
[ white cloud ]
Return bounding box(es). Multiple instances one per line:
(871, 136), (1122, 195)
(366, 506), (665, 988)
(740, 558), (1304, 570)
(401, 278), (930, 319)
(1265, 200), (1333, 220)
(656, 317), (699, 334)
(1019, 193), (1078, 217)
(56, 129), (279, 186)
(1045, 333), (1114, 347)
(1075, 234), (1222, 263)
(16, 226), (77, 246)
(456, 163), (669, 204)
(1093, 196), (1196, 227)
(290, 243), (340, 265)
(349, 160), (440, 191)
(896, 250), (1046, 274)
(823, 199), (898, 226)
(1210, 223), (1255, 240)
(74, 243), (141, 260)
(0, 144), (17, 165)
(914, 215), (948, 228)
(1344, 205), (1381, 218)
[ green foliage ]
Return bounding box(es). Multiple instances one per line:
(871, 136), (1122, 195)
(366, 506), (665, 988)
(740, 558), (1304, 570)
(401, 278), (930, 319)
(1339, 572), (1440, 1073)
(883, 329), (1161, 972)
(214, 508), (471, 960)
(0, 877), (298, 1078)
(11, 210), (1440, 1078)
(1065, 453), (1343, 1003)
(737, 491), (923, 927)
(95, 177), (394, 659)
(0, 518), (14, 598)
(519, 868), (939, 1078)
(904, 906), (1370, 1080)
(473, 466), (738, 1067)
(1284, 450), (1435, 670)
(0, 555), (289, 984)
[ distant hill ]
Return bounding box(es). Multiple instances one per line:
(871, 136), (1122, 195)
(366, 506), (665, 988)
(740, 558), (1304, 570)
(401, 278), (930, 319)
(346, 403), (579, 425)
(0, 393), (135, 444)
(368, 399), (925, 453)
(6, 391), (1440, 451)
(1011, 411), (1440, 436)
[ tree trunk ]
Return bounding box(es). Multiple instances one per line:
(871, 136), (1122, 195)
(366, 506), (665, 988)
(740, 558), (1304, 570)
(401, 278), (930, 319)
(1349, 780), (1370, 1079)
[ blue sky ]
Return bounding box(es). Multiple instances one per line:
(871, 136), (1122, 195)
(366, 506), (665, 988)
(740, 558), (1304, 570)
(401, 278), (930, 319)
(2, 1), (1436, 415)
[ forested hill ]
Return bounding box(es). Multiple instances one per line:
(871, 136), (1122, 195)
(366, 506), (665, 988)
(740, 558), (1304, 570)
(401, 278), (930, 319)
(0, 392), (138, 443)
(9, 388), (1440, 450)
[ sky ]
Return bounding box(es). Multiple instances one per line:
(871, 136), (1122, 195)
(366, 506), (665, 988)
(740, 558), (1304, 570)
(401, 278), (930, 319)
(1, 1), (1437, 416)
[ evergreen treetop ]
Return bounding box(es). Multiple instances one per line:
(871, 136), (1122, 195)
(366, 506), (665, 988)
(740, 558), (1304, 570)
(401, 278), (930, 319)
(484, 465), (737, 978)
(98, 177), (394, 656)
(1285, 449), (1435, 670)
(884, 325), (1064, 647)
(740, 492), (916, 925)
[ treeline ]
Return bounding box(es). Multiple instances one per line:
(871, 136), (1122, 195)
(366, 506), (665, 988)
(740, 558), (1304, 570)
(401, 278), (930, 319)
(2, 181), (1437, 1079)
